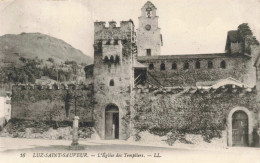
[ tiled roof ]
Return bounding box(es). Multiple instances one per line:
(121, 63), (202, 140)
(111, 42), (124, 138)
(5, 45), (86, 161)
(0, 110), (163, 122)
(137, 53), (247, 61)
(143, 1), (157, 9)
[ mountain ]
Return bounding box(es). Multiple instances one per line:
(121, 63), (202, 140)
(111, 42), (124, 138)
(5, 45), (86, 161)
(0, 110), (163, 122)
(0, 33), (93, 66)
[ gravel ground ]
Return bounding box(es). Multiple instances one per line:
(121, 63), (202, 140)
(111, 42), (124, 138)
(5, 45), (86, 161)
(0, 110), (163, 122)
(0, 137), (259, 163)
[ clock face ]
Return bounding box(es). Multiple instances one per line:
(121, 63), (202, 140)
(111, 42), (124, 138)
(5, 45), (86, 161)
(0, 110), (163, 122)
(145, 25), (151, 31)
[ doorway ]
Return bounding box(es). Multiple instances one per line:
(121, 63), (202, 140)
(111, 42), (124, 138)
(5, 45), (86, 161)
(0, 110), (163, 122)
(232, 110), (248, 146)
(105, 105), (119, 139)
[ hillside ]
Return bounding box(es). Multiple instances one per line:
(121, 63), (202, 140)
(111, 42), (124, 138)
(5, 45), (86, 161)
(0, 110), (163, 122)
(0, 33), (93, 66)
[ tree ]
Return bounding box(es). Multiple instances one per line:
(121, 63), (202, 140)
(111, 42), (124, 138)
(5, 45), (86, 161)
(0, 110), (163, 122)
(238, 23), (259, 45)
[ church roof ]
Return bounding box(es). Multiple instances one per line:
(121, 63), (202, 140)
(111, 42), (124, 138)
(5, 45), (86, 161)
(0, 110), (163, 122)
(133, 60), (147, 68)
(142, 1), (157, 9)
(196, 77), (251, 90)
(137, 53), (247, 61)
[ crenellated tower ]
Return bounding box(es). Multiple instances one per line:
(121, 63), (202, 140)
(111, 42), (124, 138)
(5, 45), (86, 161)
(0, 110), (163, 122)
(93, 20), (135, 140)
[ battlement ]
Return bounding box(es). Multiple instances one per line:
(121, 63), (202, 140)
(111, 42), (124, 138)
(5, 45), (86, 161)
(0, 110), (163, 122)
(94, 20), (135, 41)
(94, 20), (134, 29)
(12, 83), (93, 91)
(134, 84), (255, 95)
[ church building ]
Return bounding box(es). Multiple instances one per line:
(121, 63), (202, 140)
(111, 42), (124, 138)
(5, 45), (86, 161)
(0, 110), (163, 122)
(89, 1), (260, 147)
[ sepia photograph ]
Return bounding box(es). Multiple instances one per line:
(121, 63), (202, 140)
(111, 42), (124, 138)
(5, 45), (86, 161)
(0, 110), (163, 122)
(0, 0), (260, 162)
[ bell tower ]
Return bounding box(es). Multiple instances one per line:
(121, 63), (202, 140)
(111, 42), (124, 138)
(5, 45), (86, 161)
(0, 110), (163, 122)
(136, 1), (162, 56)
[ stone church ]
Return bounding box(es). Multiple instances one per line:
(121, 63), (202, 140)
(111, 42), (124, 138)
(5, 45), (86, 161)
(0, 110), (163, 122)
(89, 1), (260, 147)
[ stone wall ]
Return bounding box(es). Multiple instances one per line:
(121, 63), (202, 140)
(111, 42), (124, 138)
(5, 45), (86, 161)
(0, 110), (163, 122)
(138, 53), (256, 87)
(11, 84), (94, 122)
(132, 86), (259, 146)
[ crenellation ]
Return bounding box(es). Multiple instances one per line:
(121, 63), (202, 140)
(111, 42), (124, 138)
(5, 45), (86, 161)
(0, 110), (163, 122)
(12, 83), (93, 90)
(133, 84), (256, 95)
(109, 21), (117, 28)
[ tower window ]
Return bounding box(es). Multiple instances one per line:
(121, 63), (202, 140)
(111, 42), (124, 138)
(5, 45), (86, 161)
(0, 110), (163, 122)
(220, 60), (226, 69)
(172, 62), (177, 70)
(160, 63), (165, 71)
(146, 8), (152, 18)
(184, 62), (189, 70)
(146, 49), (151, 56)
(110, 56), (114, 63)
(106, 40), (111, 45)
(149, 63), (154, 70)
(109, 79), (114, 86)
(115, 55), (120, 64)
(104, 56), (109, 64)
(195, 60), (200, 69)
(208, 61), (213, 69)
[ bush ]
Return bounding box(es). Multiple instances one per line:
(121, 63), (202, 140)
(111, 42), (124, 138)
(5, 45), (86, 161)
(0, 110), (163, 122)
(165, 131), (185, 146)
(149, 127), (171, 136)
(201, 130), (222, 143)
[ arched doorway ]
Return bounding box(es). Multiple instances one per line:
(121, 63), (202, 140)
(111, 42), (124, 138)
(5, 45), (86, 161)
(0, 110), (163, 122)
(232, 110), (248, 146)
(105, 104), (119, 139)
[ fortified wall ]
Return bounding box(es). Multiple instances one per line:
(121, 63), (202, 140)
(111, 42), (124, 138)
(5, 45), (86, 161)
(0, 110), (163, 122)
(11, 83), (94, 122)
(132, 84), (259, 147)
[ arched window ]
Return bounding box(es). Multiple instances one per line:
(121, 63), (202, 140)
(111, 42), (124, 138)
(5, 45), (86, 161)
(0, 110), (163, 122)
(160, 63), (165, 71)
(110, 56), (114, 63)
(184, 62), (189, 70)
(109, 79), (114, 86)
(220, 60), (226, 69)
(104, 56), (109, 63)
(195, 60), (200, 69)
(149, 63), (154, 70)
(146, 8), (152, 18)
(172, 62), (177, 70)
(208, 61), (213, 69)
(115, 55), (120, 64)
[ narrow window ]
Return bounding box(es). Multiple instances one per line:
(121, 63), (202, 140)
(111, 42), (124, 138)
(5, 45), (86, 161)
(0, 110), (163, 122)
(184, 62), (189, 70)
(106, 40), (110, 45)
(149, 63), (154, 70)
(195, 60), (200, 69)
(115, 55), (120, 64)
(208, 61), (213, 69)
(146, 49), (151, 56)
(220, 60), (226, 69)
(172, 62), (177, 70)
(114, 40), (118, 45)
(104, 56), (109, 63)
(160, 63), (165, 71)
(109, 79), (114, 86)
(110, 56), (114, 63)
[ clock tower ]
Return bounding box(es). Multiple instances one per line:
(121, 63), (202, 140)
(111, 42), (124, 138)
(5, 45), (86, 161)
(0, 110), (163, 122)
(136, 1), (162, 56)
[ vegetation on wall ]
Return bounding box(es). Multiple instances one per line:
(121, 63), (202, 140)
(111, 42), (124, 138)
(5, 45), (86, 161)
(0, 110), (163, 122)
(237, 23), (259, 54)
(133, 89), (256, 144)
(238, 23), (259, 46)
(11, 86), (94, 122)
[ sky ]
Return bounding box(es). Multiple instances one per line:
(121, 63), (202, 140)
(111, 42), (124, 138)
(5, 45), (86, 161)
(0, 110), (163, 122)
(0, 0), (260, 57)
